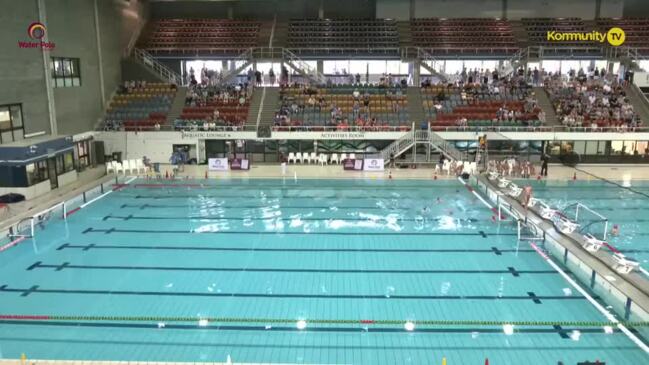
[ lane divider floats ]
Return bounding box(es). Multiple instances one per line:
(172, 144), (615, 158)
(0, 314), (648, 328)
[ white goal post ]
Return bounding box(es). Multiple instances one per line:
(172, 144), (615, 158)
(8, 201), (67, 239)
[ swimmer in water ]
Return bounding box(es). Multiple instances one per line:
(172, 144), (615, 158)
(611, 224), (619, 236)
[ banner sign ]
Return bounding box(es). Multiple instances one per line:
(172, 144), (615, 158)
(231, 158), (250, 170)
(343, 159), (363, 171)
(363, 158), (384, 171)
(208, 158), (229, 171)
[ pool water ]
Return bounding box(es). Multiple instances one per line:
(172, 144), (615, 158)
(529, 179), (649, 270)
(0, 178), (646, 364)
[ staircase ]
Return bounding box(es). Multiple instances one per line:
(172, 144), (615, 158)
(218, 48), (254, 85)
(625, 84), (649, 125)
(417, 48), (453, 83)
(257, 21), (275, 47)
(283, 49), (326, 84)
(397, 21), (412, 48)
(165, 86), (188, 126)
(533, 87), (560, 126)
(499, 48), (526, 78)
(246, 87), (280, 127)
(271, 21), (289, 48)
(406, 87), (425, 126)
(378, 129), (466, 163)
(132, 48), (182, 85)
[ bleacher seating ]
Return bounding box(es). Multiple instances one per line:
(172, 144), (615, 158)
(411, 18), (517, 54)
(103, 83), (176, 131)
(174, 85), (251, 130)
(140, 19), (261, 55)
(597, 18), (649, 55)
(545, 75), (640, 129)
(422, 83), (541, 129)
(522, 18), (595, 46)
(287, 19), (399, 52)
(276, 85), (409, 129)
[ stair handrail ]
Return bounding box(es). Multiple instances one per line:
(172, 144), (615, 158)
(132, 48), (182, 85)
(429, 131), (465, 161)
(380, 129), (415, 160)
(282, 48), (326, 84)
(217, 48), (255, 85)
(416, 47), (453, 83)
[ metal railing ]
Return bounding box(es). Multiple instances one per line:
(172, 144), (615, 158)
(379, 129), (415, 160)
(282, 49), (327, 84)
(217, 48), (255, 86)
(272, 125), (411, 132)
(416, 48), (453, 83)
(132, 48), (182, 85)
(429, 131), (465, 161)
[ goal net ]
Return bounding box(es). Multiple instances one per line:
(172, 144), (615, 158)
(9, 202), (67, 239)
(563, 203), (608, 241)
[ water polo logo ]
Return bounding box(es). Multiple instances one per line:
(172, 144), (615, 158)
(18, 22), (55, 50)
(28, 22), (46, 39)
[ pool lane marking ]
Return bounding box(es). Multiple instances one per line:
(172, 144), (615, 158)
(81, 227), (516, 237)
(121, 183), (465, 190)
(121, 204), (411, 210)
(101, 215), (481, 223)
(126, 194), (466, 200)
(0, 284), (591, 301)
(530, 242), (649, 353)
(56, 243), (536, 254)
(25, 262), (557, 277)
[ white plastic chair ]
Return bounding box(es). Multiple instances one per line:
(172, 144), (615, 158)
(330, 153), (339, 164)
(309, 152), (318, 164)
(319, 154), (328, 166)
(288, 152), (296, 164)
(122, 160), (131, 175)
(106, 161), (116, 174)
(130, 160), (139, 174)
(349, 153), (356, 160)
(115, 162), (124, 175)
(468, 162), (477, 174)
(340, 153), (348, 162)
(296, 152), (303, 164)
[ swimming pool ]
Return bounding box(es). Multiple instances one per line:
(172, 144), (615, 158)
(0, 178), (646, 364)
(529, 179), (649, 271)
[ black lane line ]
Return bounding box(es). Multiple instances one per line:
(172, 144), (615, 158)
(82, 228), (517, 236)
(56, 243), (537, 254)
(129, 194), (465, 200)
(0, 285), (590, 301)
(120, 203), (411, 210)
(102, 215), (480, 223)
(26, 262), (557, 276)
(0, 320), (621, 335)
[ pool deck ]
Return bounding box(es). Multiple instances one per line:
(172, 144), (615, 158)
(476, 174), (649, 317)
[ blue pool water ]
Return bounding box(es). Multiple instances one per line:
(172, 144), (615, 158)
(529, 179), (649, 270)
(0, 178), (647, 364)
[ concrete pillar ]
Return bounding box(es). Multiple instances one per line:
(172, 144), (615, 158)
(317, 60), (324, 75)
(318, 0), (324, 19)
(595, 0), (602, 19)
(412, 61), (420, 86)
(38, 0), (57, 135)
(93, 0), (106, 108)
(227, 6), (234, 20)
(409, 0), (415, 20)
(502, 0), (508, 19)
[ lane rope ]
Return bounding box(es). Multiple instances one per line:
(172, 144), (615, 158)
(1, 314), (649, 328)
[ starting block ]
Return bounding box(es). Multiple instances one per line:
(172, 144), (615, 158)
(582, 234), (605, 252)
(612, 253), (640, 275)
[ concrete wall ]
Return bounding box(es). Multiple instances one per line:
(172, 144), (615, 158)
(0, 0), (148, 139)
(413, 0), (502, 18)
(0, 0), (50, 136)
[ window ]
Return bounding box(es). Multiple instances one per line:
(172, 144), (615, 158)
(26, 160), (49, 186)
(51, 57), (81, 88)
(0, 104), (25, 144)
